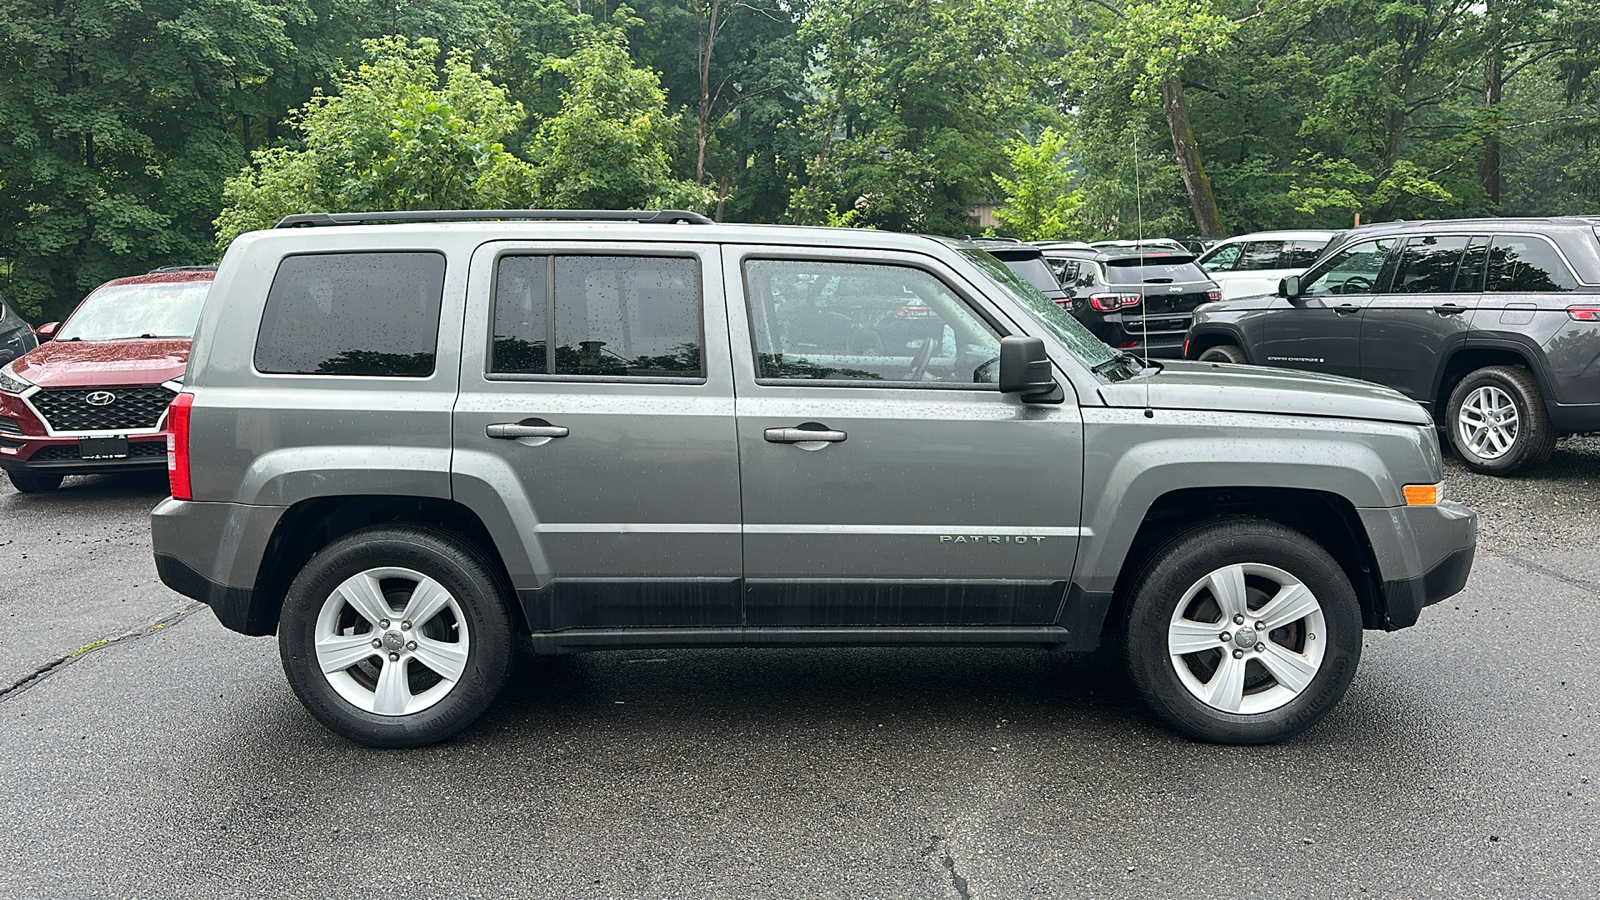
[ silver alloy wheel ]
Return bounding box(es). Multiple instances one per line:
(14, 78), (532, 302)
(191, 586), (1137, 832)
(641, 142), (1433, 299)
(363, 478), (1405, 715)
(1457, 384), (1520, 460)
(1167, 562), (1327, 715)
(313, 566), (470, 716)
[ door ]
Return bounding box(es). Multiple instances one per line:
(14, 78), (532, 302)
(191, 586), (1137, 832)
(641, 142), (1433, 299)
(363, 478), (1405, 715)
(1257, 237), (1397, 379)
(726, 247), (1085, 627)
(1362, 234), (1482, 406)
(452, 243), (743, 631)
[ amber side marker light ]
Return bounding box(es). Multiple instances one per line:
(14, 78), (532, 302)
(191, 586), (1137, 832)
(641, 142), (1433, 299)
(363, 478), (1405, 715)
(1404, 483), (1441, 506)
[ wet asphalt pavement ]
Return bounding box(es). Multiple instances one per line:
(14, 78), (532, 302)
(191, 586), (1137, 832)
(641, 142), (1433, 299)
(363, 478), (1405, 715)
(1, 447), (1597, 899)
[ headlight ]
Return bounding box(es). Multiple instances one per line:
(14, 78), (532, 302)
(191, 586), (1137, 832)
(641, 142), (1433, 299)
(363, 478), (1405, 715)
(0, 364), (31, 394)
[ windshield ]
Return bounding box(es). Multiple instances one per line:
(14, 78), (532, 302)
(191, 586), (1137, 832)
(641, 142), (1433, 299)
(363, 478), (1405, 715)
(57, 281), (210, 341)
(958, 248), (1131, 376)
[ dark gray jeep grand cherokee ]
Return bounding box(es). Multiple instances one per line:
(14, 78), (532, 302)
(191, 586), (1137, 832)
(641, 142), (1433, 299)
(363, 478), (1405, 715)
(1186, 217), (1600, 474)
(151, 210), (1475, 748)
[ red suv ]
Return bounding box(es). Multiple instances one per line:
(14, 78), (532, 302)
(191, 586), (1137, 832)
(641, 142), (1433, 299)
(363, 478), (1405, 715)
(0, 267), (214, 493)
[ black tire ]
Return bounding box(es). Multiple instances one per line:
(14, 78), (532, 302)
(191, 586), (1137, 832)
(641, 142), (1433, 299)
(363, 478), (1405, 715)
(7, 470), (63, 493)
(278, 525), (514, 748)
(1197, 344), (1246, 365)
(1123, 518), (1362, 745)
(1445, 365), (1555, 475)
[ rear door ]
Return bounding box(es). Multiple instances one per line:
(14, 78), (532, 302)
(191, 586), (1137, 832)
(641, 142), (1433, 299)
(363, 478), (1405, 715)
(452, 242), (743, 631)
(726, 246), (1084, 628)
(1361, 234), (1482, 406)
(1256, 237), (1396, 379)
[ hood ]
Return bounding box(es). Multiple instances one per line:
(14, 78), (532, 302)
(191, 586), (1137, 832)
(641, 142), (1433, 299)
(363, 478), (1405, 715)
(1099, 358), (1431, 426)
(10, 338), (189, 389)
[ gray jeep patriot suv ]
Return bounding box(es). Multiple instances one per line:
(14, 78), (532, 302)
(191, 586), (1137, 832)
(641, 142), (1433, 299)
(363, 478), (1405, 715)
(151, 210), (1476, 748)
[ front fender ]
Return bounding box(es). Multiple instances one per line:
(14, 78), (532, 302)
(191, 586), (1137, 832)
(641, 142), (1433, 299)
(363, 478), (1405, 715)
(1075, 408), (1435, 595)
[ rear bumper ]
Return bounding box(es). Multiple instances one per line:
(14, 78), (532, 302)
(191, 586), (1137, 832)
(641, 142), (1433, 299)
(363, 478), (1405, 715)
(151, 497), (286, 635)
(1359, 500), (1477, 630)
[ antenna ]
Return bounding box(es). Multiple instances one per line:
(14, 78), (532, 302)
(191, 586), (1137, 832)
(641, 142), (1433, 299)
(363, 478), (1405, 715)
(1134, 129), (1153, 417)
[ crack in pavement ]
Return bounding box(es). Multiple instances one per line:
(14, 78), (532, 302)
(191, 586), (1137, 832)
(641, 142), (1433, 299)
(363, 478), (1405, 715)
(0, 603), (204, 702)
(1485, 549), (1600, 593)
(921, 833), (972, 900)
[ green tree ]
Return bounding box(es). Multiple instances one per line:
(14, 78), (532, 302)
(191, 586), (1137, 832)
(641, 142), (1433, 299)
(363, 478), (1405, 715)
(215, 36), (538, 246)
(529, 36), (715, 210)
(0, 0), (303, 320)
(991, 129), (1083, 241)
(787, 0), (1062, 235)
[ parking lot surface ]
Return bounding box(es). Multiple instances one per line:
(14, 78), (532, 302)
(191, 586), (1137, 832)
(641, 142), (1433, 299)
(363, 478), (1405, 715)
(2, 444), (1597, 899)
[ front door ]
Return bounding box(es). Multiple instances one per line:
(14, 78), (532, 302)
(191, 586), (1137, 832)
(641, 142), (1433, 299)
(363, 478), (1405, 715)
(726, 247), (1084, 627)
(452, 242), (743, 631)
(1362, 234), (1483, 407)
(1257, 237), (1396, 380)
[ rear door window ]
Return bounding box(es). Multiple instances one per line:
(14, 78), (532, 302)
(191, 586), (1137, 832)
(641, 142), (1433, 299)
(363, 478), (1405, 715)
(1282, 240), (1331, 269)
(1391, 235), (1471, 293)
(254, 252), (446, 377)
(1236, 242), (1286, 271)
(490, 254), (705, 378)
(1485, 237), (1578, 292)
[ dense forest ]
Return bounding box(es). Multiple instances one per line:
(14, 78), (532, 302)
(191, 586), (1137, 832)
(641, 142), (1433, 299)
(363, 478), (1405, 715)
(4, 0), (1600, 320)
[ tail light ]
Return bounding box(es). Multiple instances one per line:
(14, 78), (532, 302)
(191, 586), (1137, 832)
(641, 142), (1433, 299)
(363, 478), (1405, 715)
(1089, 293), (1142, 311)
(167, 392), (194, 500)
(1206, 289), (1222, 302)
(1568, 306), (1600, 321)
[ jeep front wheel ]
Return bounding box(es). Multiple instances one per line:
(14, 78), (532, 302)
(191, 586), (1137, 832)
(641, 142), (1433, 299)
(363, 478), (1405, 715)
(1196, 344), (1246, 365)
(1446, 365), (1554, 475)
(1123, 519), (1361, 744)
(278, 526), (514, 748)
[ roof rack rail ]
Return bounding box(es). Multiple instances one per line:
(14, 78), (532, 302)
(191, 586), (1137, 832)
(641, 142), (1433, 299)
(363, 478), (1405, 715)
(148, 265), (220, 273)
(274, 209), (715, 228)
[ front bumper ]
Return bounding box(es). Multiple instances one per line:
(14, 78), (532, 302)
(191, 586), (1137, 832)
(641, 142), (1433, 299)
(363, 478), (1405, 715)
(0, 434), (168, 474)
(1359, 500), (1477, 630)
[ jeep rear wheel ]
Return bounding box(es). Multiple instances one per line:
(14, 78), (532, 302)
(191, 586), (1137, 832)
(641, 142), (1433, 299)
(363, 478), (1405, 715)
(278, 526), (513, 748)
(1123, 519), (1361, 744)
(7, 470), (63, 493)
(1446, 365), (1554, 475)
(1196, 344), (1246, 365)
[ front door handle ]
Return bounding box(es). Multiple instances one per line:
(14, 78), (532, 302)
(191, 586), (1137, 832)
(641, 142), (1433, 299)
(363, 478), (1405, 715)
(487, 422), (569, 439)
(1335, 304), (1360, 316)
(764, 426), (847, 444)
(1433, 304), (1467, 316)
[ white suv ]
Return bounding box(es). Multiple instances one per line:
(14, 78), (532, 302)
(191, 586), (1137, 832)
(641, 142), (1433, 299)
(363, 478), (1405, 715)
(1197, 230), (1340, 300)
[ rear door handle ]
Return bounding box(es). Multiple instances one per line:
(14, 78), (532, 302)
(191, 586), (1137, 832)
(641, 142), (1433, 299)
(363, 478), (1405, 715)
(1433, 304), (1467, 316)
(487, 422), (569, 439)
(764, 427), (847, 444)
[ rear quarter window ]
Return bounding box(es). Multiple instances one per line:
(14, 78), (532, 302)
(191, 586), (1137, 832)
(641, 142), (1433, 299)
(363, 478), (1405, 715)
(254, 252), (446, 377)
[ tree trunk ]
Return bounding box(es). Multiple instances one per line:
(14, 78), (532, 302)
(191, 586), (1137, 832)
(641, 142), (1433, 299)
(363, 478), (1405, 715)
(695, 0), (721, 185)
(1480, 0), (1503, 206)
(1160, 76), (1224, 238)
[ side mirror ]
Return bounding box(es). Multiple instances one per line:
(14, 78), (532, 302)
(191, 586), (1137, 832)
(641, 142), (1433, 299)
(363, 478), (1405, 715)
(1277, 275), (1301, 299)
(998, 336), (1062, 403)
(34, 321), (59, 341)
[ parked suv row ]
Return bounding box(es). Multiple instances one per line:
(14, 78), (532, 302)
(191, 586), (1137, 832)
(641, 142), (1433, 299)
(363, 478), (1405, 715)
(151, 209), (1473, 749)
(1037, 246), (1220, 358)
(1186, 217), (1600, 474)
